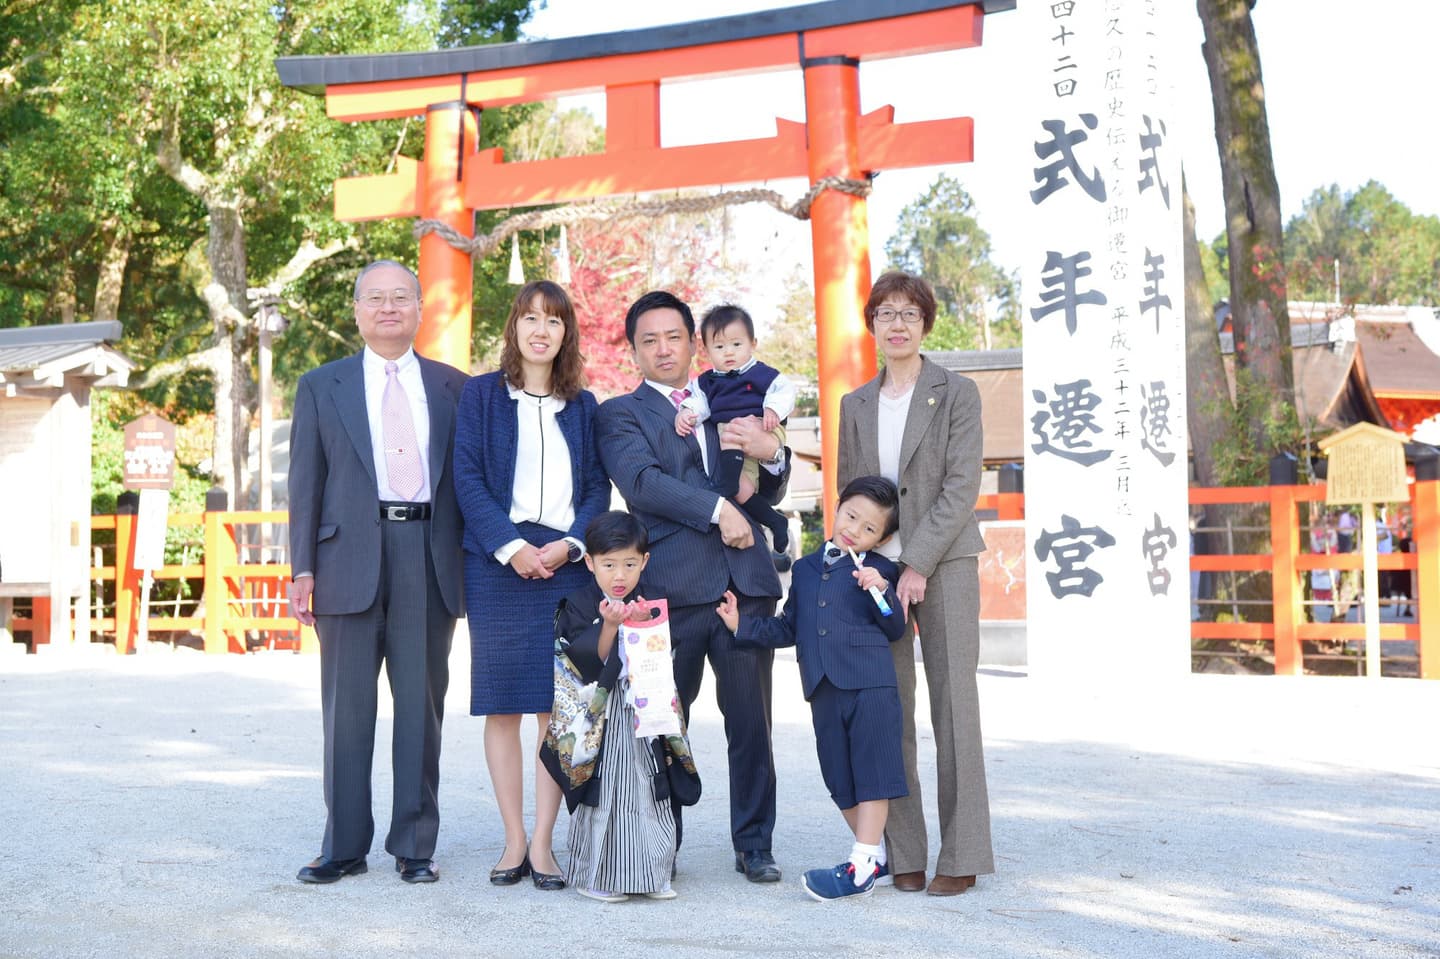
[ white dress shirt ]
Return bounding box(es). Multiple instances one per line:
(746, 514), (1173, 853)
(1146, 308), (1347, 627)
(363, 346), (431, 502)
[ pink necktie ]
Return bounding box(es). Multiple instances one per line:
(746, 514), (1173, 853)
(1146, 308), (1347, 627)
(382, 361), (424, 500)
(669, 388), (690, 410)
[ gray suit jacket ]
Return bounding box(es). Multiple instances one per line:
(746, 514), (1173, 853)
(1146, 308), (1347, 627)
(837, 355), (986, 577)
(596, 385), (782, 607)
(288, 351), (467, 617)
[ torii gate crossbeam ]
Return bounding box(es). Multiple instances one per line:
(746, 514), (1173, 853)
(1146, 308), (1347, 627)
(277, 0), (1013, 524)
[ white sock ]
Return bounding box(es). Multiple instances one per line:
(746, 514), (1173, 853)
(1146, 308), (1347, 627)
(849, 842), (882, 885)
(875, 842), (888, 867)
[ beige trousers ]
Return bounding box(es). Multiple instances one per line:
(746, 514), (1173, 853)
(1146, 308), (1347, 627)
(884, 555), (995, 877)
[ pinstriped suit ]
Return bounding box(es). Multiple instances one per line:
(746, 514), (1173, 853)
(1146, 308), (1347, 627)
(736, 550), (909, 809)
(596, 383), (782, 853)
(838, 355), (995, 879)
(736, 550), (906, 697)
(288, 350), (466, 863)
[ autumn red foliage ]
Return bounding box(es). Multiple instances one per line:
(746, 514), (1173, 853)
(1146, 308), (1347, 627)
(566, 216), (723, 399)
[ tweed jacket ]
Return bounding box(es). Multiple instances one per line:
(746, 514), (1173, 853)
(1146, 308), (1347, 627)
(451, 371), (610, 560)
(837, 355), (986, 577)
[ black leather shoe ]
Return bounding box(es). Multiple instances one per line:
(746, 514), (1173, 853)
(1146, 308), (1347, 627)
(490, 853), (531, 886)
(734, 850), (781, 883)
(297, 856), (367, 884)
(395, 857), (439, 883)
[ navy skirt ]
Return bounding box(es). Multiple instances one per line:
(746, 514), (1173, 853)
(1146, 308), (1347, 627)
(465, 520), (591, 716)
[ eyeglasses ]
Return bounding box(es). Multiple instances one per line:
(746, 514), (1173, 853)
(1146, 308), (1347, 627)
(874, 308), (923, 326)
(356, 289), (417, 308)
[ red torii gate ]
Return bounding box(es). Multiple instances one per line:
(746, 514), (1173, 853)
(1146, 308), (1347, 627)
(277, 0), (1011, 519)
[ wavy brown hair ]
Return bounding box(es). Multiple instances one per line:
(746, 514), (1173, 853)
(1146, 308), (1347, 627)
(499, 280), (587, 400)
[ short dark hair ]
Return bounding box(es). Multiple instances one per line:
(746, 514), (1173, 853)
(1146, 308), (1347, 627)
(837, 475), (900, 539)
(584, 510), (649, 556)
(699, 304), (755, 344)
(864, 270), (937, 336)
(624, 291), (695, 345)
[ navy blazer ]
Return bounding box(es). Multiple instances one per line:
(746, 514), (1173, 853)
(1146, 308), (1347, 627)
(596, 384), (782, 607)
(736, 550), (906, 698)
(287, 351), (467, 617)
(452, 371), (610, 559)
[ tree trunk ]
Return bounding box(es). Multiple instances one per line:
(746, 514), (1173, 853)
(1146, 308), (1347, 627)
(93, 218), (130, 324)
(55, 267), (77, 323)
(204, 201), (254, 507)
(1183, 174), (1231, 489)
(1198, 0), (1293, 453)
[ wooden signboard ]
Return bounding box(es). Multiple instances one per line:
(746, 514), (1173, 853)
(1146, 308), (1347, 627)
(1319, 423), (1408, 505)
(1317, 422), (1410, 679)
(122, 413), (177, 491)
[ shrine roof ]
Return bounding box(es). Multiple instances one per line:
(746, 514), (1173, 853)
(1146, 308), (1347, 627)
(1355, 320), (1440, 395)
(0, 321), (126, 371)
(276, 0), (1015, 95)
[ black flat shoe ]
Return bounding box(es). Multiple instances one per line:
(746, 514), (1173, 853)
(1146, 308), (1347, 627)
(531, 868), (567, 891)
(490, 854), (532, 886)
(395, 857), (439, 883)
(297, 856), (367, 884)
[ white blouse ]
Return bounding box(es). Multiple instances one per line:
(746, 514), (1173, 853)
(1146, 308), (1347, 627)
(493, 383), (575, 564)
(875, 386), (912, 561)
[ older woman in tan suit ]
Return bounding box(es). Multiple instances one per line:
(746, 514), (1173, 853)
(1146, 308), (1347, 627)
(836, 270), (994, 896)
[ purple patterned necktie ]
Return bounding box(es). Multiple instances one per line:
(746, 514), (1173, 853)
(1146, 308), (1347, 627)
(669, 388), (690, 409)
(382, 361), (424, 500)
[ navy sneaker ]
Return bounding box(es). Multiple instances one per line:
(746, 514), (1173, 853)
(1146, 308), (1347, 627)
(873, 860), (891, 886)
(801, 861), (877, 902)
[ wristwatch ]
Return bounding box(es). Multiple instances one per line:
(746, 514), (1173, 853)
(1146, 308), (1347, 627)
(567, 541), (583, 563)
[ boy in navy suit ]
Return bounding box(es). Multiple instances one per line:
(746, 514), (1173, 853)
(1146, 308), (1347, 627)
(716, 476), (907, 901)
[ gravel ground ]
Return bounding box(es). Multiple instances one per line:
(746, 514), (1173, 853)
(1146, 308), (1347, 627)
(1, 631), (1437, 959)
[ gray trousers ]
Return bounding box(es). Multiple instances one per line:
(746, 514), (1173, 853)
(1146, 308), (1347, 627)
(884, 555), (995, 877)
(315, 518), (455, 861)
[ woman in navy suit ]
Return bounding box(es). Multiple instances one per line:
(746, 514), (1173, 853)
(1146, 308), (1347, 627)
(454, 280), (610, 890)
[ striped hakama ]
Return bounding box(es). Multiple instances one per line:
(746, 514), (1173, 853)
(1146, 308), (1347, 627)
(565, 685), (676, 894)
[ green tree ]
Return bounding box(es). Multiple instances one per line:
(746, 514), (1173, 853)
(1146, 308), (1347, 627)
(884, 173), (1019, 351)
(1, 1), (536, 504)
(1285, 181), (1440, 305)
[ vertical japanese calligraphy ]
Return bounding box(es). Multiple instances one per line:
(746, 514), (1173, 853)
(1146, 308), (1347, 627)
(1020, 0), (1188, 677)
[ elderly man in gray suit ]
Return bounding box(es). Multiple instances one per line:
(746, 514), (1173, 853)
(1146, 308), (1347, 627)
(287, 259), (467, 885)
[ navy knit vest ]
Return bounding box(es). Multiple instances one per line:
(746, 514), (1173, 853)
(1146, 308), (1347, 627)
(698, 362), (781, 423)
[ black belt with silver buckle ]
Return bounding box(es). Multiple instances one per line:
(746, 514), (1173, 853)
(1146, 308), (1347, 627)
(380, 502), (432, 521)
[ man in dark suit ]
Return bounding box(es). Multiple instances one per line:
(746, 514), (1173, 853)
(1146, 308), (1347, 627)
(594, 291), (787, 883)
(287, 259), (467, 885)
